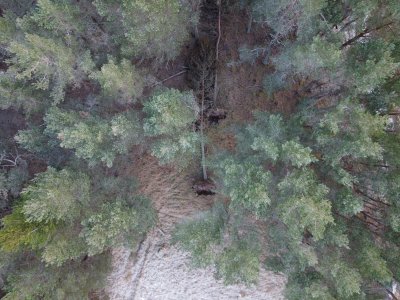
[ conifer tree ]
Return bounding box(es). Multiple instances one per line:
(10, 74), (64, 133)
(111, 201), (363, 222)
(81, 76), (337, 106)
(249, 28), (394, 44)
(93, 0), (193, 62)
(175, 105), (399, 298)
(0, 166), (156, 297)
(143, 88), (200, 164)
(44, 107), (142, 167)
(26, 0), (84, 41)
(90, 57), (144, 105)
(7, 34), (93, 103)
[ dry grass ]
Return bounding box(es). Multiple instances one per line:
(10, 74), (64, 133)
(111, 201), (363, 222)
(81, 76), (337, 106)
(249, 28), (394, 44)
(126, 153), (215, 231)
(107, 152), (286, 300)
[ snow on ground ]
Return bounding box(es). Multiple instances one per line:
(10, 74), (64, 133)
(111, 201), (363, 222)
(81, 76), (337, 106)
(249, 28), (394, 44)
(106, 154), (286, 300)
(106, 231), (285, 300)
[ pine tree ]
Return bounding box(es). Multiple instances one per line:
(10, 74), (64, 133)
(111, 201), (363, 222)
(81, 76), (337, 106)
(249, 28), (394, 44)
(81, 200), (138, 256)
(173, 202), (227, 267)
(215, 234), (261, 285)
(7, 34), (92, 103)
(90, 57), (144, 105)
(0, 166), (156, 296)
(93, 0), (193, 62)
(143, 88), (200, 164)
(26, 0), (84, 41)
(214, 156), (272, 214)
(2, 252), (110, 299)
(44, 107), (142, 167)
(345, 39), (399, 94)
(0, 205), (56, 252)
(22, 167), (91, 223)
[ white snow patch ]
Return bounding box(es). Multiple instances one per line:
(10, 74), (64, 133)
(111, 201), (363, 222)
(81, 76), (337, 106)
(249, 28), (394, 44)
(106, 230), (286, 300)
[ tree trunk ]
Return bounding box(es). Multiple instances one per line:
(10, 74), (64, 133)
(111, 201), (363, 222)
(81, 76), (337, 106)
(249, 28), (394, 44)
(340, 22), (393, 49)
(201, 75), (208, 180)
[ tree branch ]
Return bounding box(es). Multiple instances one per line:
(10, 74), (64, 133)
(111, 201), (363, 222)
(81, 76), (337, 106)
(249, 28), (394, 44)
(340, 22), (394, 49)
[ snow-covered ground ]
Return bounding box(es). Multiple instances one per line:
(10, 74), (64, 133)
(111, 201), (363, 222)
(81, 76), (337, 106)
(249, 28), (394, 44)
(107, 154), (286, 300)
(107, 231), (285, 300)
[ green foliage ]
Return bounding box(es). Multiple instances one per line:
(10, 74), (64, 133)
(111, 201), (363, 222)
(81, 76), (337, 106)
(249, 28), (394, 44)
(28, 0), (83, 40)
(144, 89), (198, 136)
(315, 100), (385, 166)
(266, 224), (319, 272)
(150, 131), (200, 165)
(278, 169), (333, 240)
(22, 167), (90, 223)
(214, 156), (272, 214)
(319, 254), (362, 298)
(215, 238), (260, 285)
(251, 0), (326, 39)
(3, 253), (110, 300)
(90, 57), (144, 104)
(41, 231), (87, 267)
(15, 127), (49, 154)
(0, 164), (29, 208)
(143, 89), (200, 164)
(0, 205), (56, 252)
(7, 34), (78, 103)
(0, 12), (18, 45)
(45, 107), (141, 167)
(111, 111), (143, 153)
(0, 167), (155, 299)
(15, 126), (71, 167)
(1, 0), (400, 298)
(119, 0), (191, 61)
(346, 39), (399, 93)
(350, 228), (393, 284)
(356, 245), (393, 284)
(281, 140), (317, 167)
(237, 112), (286, 161)
(0, 71), (49, 112)
(81, 200), (138, 256)
(173, 202), (227, 267)
(94, 0), (192, 61)
(285, 272), (336, 300)
(334, 188), (364, 216)
(273, 36), (342, 80)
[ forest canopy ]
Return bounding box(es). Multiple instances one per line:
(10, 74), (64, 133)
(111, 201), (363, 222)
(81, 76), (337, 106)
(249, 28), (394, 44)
(0, 0), (400, 299)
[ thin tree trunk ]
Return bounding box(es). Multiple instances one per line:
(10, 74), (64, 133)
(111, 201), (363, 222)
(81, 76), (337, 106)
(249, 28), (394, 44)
(201, 75), (208, 180)
(213, 1), (221, 106)
(340, 22), (393, 49)
(354, 187), (391, 207)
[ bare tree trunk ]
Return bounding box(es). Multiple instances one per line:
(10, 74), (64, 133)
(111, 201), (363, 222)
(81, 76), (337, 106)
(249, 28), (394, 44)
(213, 1), (221, 106)
(201, 75), (208, 180)
(340, 22), (393, 49)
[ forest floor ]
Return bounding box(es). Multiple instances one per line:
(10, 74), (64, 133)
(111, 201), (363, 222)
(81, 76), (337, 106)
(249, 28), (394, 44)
(106, 4), (288, 300)
(106, 154), (286, 300)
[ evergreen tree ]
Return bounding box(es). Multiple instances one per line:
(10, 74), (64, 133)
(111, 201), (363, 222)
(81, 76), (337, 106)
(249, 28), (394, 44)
(44, 107), (142, 167)
(0, 166), (156, 297)
(2, 252), (110, 299)
(7, 34), (93, 103)
(175, 106), (398, 298)
(22, 167), (91, 223)
(26, 0), (84, 42)
(2, 0), (400, 298)
(143, 88), (200, 164)
(90, 57), (144, 105)
(81, 200), (138, 256)
(93, 0), (193, 62)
